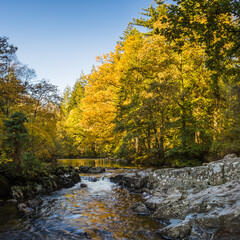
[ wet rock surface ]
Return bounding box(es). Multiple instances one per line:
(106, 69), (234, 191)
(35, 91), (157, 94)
(0, 165), (107, 215)
(80, 183), (87, 188)
(111, 157), (240, 239)
(132, 202), (149, 215)
(78, 166), (105, 174)
(0, 166), (83, 204)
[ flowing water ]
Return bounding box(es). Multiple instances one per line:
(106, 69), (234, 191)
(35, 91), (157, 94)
(0, 160), (164, 240)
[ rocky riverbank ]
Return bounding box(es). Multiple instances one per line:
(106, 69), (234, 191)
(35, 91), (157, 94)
(0, 165), (105, 204)
(110, 155), (240, 240)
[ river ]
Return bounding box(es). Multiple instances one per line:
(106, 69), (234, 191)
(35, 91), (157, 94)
(0, 159), (165, 239)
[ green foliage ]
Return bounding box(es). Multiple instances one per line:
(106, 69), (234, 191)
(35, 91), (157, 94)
(164, 0), (240, 101)
(56, 77), (86, 158)
(171, 158), (203, 168)
(69, 77), (85, 111)
(4, 112), (29, 164)
(20, 152), (43, 179)
(0, 152), (8, 163)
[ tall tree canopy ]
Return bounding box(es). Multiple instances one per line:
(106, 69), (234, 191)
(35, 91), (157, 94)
(58, 0), (239, 166)
(0, 37), (60, 166)
(1, 0), (239, 168)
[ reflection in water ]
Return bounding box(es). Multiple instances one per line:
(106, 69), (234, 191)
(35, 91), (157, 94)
(0, 203), (19, 228)
(0, 169), (164, 239)
(58, 158), (139, 168)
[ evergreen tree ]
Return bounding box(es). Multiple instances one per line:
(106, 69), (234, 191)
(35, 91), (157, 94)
(4, 112), (29, 165)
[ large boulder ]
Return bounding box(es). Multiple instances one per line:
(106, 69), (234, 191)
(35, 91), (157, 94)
(57, 175), (74, 188)
(71, 172), (81, 183)
(90, 166), (105, 173)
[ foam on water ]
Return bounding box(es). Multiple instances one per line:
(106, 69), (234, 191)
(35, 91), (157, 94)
(81, 176), (114, 194)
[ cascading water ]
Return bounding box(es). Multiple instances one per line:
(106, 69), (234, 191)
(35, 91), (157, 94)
(0, 170), (164, 240)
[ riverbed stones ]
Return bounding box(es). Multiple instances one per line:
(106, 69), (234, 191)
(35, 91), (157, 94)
(111, 157), (240, 239)
(81, 183), (87, 188)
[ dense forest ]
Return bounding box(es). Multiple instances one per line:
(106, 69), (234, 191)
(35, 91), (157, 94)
(0, 0), (240, 172)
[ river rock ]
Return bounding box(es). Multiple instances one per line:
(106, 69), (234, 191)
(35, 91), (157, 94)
(156, 220), (192, 239)
(11, 186), (24, 200)
(58, 176), (74, 188)
(85, 176), (98, 182)
(71, 172), (81, 183)
(223, 153), (238, 159)
(78, 166), (105, 174)
(132, 202), (149, 215)
(81, 183), (87, 188)
(10, 171), (81, 200)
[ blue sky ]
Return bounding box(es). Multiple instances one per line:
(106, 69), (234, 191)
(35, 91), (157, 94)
(0, 0), (158, 92)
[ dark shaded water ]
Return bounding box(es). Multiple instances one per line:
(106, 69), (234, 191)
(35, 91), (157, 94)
(0, 159), (164, 240)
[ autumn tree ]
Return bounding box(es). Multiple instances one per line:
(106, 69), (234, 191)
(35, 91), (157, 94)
(56, 0), (239, 165)
(25, 80), (60, 160)
(80, 51), (121, 157)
